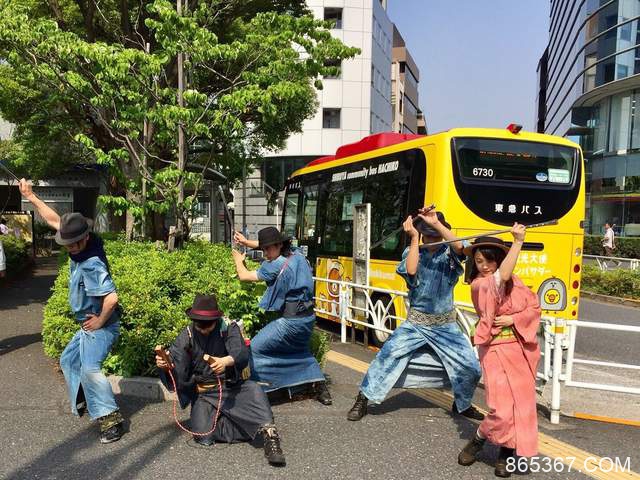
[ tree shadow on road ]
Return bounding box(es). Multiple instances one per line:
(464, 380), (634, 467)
(0, 332), (42, 356)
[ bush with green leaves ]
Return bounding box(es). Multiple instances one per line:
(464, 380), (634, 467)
(583, 235), (640, 259)
(43, 239), (331, 376)
(581, 264), (640, 300)
(1, 234), (31, 276)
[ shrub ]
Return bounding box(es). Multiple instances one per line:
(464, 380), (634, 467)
(1, 234), (32, 276)
(581, 264), (640, 300)
(44, 239), (332, 376)
(583, 235), (640, 259)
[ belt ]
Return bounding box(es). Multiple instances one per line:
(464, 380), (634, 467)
(196, 383), (218, 394)
(407, 308), (456, 326)
(281, 300), (315, 319)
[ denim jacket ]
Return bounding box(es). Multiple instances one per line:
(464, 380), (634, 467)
(256, 247), (314, 312)
(396, 243), (466, 314)
(68, 256), (119, 324)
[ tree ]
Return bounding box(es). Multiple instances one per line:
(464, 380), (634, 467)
(0, 0), (358, 239)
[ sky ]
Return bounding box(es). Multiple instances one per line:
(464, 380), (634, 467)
(387, 0), (551, 134)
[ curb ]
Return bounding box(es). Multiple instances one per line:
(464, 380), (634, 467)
(108, 375), (172, 402)
(581, 291), (640, 307)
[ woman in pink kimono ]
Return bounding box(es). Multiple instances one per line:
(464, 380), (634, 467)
(457, 224), (541, 478)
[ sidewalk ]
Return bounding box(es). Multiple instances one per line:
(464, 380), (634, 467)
(1, 258), (638, 480)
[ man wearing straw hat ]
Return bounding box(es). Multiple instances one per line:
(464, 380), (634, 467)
(347, 207), (483, 422)
(19, 179), (125, 443)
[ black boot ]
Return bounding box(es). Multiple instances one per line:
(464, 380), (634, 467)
(260, 424), (286, 467)
(458, 433), (486, 466)
(315, 381), (333, 406)
(452, 401), (485, 421)
(98, 410), (124, 444)
(347, 392), (368, 421)
(495, 447), (515, 478)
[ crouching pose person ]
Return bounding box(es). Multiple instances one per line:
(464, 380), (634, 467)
(458, 224), (541, 478)
(347, 208), (483, 421)
(156, 294), (286, 467)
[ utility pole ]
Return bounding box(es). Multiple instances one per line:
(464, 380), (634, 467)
(172, 0), (186, 250)
(142, 41), (150, 239)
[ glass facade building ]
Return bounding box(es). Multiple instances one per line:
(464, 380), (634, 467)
(537, 0), (640, 236)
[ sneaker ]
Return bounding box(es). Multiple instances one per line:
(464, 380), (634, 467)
(261, 425), (286, 467)
(495, 447), (515, 478)
(100, 423), (124, 444)
(452, 401), (485, 421)
(347, 392), (368, 421)
(193, 436), (215, 447)
(315, 382), (333, 406)
(458, 434), (486, 466)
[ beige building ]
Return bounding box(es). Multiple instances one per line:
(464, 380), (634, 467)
(391, 24), (423, 134)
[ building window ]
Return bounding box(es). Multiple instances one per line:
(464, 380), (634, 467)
(323, 59), (341, 79)
(324, 8), (342, 29)
(323, 108), (341, 128)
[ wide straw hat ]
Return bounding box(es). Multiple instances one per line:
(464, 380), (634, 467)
(462, 236), (510, 257)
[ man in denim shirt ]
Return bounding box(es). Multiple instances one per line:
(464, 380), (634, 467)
(20, 179), (125, 444)
(347, 208), (483, 422)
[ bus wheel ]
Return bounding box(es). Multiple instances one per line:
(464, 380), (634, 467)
(368, 294), (397, 348)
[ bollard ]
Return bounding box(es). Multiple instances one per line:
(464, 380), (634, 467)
(550, 318), (565, 424)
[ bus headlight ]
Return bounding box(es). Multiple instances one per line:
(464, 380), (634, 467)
(571, 296), (578, 305)
(575, 247), (582, 256)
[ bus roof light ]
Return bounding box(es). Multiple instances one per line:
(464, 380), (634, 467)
(507, 123), (523, 134)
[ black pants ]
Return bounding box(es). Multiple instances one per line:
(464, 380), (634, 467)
(190, 380), (274, 443)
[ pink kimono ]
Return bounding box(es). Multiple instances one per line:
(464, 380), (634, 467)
(471, 272), (541, 457)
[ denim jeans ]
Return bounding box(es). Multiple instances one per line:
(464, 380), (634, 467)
(60, 322), (120, 420)
(360, 321), (481, 412)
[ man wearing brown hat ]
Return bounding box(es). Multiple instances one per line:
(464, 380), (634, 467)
(347, 207), (483, 422)
(19, 179), (125, 443)
(155, 294), (286, 466)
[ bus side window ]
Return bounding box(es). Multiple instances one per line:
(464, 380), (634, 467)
(302, 185), (319, 240)
(283, 190), (301, 239)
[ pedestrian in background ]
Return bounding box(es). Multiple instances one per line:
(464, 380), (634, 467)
(0, 217), (9, 235)
(602, 222), (616, 257)
(0, 238), (5, 278)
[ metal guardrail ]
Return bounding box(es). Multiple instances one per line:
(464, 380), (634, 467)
(583, 254), (640, 271)
(312, 276), (564, 423)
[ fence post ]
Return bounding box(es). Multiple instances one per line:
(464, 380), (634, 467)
(340, 285), (347, 344)
(550, 318), (565, 424)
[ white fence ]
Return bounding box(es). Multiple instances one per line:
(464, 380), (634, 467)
(583, 254), (640, 271)
(313, 276), (640, 425)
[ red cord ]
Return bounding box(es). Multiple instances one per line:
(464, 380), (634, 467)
(166, 368), (223, 438)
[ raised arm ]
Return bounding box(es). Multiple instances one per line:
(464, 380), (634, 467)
(498, 223), (526, 283)
(234, 231), (259, 250)
(232, 249), (259, 282)
(402, 216), (420, 275)
(418, 208), (463, 254)
(19, 179), (60, 230)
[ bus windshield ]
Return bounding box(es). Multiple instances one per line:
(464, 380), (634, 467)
(454, 138), (577, 185)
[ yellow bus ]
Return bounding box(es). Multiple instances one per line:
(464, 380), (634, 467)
(282, 127), (585, 346)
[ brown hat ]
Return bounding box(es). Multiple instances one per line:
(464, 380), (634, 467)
(462, 236), (510, 257)
(186, 294), (224, 322)
(414, 211), (450, 237)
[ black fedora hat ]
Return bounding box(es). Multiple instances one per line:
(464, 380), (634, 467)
(186, 294), (224, 321)
(258, 227), (290, 249)
(414, 211), (450, 237)
(55, 212), (92, 246)
(463, 236), (510, 257)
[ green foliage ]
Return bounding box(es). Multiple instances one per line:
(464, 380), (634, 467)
(581, 265), (640, 300)
(1, 235), (31, 275)
(583, 235), (640, 259)
(309, 329), (331, 369)
(43, 239), (331, 376)
(0, 0), (359, 234)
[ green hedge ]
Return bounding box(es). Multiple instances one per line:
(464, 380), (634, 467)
(584, 235), (640, 259)
(43, 240), (331, 376)
(581, 264), (640, 300)
(1, 235), (32, 276)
